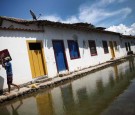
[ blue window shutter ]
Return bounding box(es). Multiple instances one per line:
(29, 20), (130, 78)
(68, 40), (80, 59)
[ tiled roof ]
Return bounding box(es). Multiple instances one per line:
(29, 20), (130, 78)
(0, 16), (127, 36)
(122, 35), (135, 39)
(0, 16), (32, 23)
(0, 27), (44, 32)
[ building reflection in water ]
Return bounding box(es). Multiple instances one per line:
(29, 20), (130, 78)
(96, 78), (104, 94)
(36, 92), (53, 115)
(1, 58), (135, 115)
(0, 106), (10, 115)
(0, 96), (38, 115)
(114, 65), (119, 81)
(26, 58), (135, 115)
(129, 57), (135, 72)
(60, 83), (77, 115)
(51, 87), (65, 115)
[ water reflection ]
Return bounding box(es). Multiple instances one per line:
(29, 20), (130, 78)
(11, 100), (23, 115)
(96, 79), (104, 94)
(61, 83), (78, 115)
(36, 93), (54, 115)
(101, 58), (135, 115)
(0, 57), (135, 115)
(109, 74), (115, 87)
(0, 107), (10, 115)
(129, 57), (135, 72)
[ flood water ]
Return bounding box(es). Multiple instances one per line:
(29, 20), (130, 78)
(1, 57), (135, 115)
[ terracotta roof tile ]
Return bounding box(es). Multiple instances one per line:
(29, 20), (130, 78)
(0, 26), (44, 32)
(122, 35), (135, 39)
(0, 16), (123, 36)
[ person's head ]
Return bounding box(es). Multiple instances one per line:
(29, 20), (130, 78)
(4, 57), (10, 62)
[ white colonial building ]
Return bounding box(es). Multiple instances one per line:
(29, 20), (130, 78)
(0, 16), (135, 89)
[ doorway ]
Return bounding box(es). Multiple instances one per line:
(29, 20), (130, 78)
(52, 40), (68, 73)
(27, 41), (47, 78)
(109, 41), (115, 59)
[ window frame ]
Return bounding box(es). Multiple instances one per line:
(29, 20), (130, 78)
(102, 40), (109, 54)
(88, 40), (98, 56)
(125, 42), (128, 51)
(128, 42), (131, 51)
(67, 40), (80, 60)
(113, 41), (119, 51)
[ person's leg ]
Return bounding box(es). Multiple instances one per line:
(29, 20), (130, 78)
(4, 85), (10, 95)
(8, 84), (11, 93)
(11, 83), (20, 91)
(7, 76), (11, 93)
(9, 75), (20, 91)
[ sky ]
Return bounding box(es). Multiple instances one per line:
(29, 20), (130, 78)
(0, 0), (135, 35)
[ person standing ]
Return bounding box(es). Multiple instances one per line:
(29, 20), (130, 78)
(1, 56), (20, 94)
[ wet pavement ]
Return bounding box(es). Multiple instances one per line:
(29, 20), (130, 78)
(0, 56), (135, 115)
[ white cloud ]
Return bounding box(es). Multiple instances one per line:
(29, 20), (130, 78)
(39, 15), (79, 24)
(107, 23), (135, 35)
(62, 16), (79, 23)
(39, 15), (61, 22)
(100, 0), (127, 5)
(78, 7), (131, 24)
(78, 0), (131, 25)
(39, 0), (131, 27)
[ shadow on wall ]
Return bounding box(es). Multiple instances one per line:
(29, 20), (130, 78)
(0, 76), (4, 94)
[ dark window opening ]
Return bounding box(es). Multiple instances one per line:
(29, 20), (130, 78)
(29, 43), (41, 50)
(102, 41), (109, 54)
(89, 40), (97, 56)
(114, 41), (118, 51)
(125, 42), (128, 51)
(128, 42), (131, 51)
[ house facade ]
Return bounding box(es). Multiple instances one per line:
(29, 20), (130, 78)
(0, 16), (135, 89)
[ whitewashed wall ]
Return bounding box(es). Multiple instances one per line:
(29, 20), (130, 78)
(0, 29), (45, 89)
(44, 26), (127, 74)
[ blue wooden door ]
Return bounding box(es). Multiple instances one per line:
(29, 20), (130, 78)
(52, 40), (68, 72)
